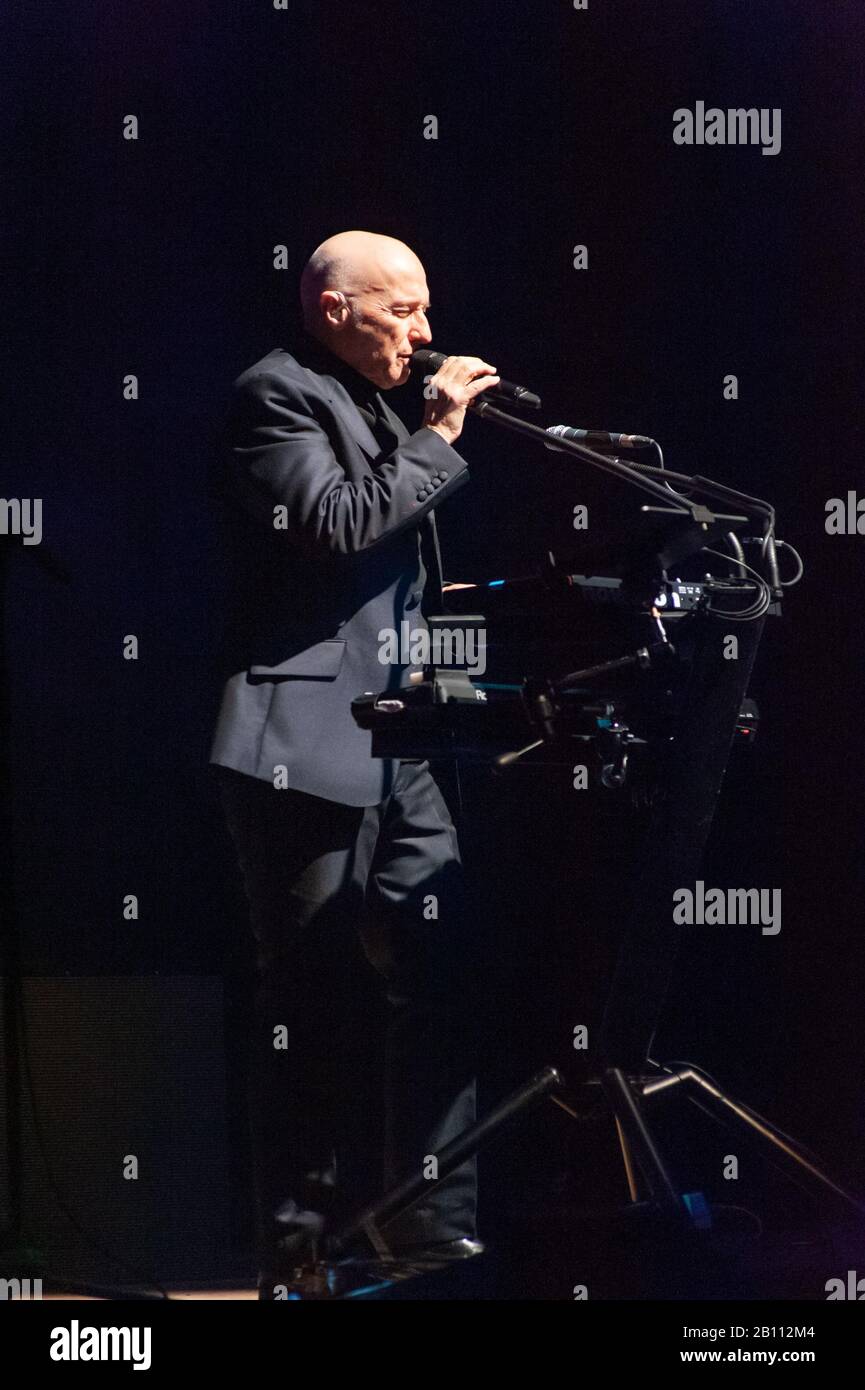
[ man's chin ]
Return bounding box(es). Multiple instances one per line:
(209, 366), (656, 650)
(379, 361), (410, 390)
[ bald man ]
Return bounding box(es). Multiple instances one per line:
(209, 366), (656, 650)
(210, 232), (500, 1296)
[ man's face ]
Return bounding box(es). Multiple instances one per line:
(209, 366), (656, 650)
(334, 262), (432, 389)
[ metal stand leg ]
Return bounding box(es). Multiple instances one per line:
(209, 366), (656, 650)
(641, 1067), (865, 1215)
(326, 1060), (864, 1297)
(331, 1066), (563, 1257)
(602, 1067), (687, 1218)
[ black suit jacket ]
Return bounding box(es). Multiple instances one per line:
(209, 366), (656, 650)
(209, 344), (470, 805)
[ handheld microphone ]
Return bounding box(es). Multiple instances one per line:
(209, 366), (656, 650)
(544, 424), (655, 450)
(410, 349), (542, 410)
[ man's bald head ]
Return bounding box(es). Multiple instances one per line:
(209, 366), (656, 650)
(300, 231), (424, 328)
(299, 230), (432, 389)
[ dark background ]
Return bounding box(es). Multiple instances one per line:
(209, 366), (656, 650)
(2, 0), (863, 1292)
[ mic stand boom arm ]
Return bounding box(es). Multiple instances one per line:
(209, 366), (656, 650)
(469, 398), (781, 593)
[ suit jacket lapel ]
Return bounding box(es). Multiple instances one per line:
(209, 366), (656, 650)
(302, 366), (383, 458)
(301, 365), (447, 603)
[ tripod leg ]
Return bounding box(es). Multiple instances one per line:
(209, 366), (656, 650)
(332, 1066), (563, 1256)
(614, 1116), (641, 1204)
(603, 1068), (687, 1218)
(643, 1069), (865, 1215)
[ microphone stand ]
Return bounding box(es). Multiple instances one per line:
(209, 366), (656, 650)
(470, 398), (781, 593)
(322, 395), (863, 1298)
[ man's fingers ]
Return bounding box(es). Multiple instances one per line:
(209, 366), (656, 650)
(463, 359), (497, 379)
(434, 355), (497, 382)
(467, 374), (501, 396)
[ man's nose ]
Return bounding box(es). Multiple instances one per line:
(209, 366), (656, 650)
(408, 314), (432, 345)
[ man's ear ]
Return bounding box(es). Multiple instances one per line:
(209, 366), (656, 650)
(321, 290), (348, 330)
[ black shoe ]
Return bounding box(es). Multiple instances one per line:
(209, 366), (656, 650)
(384, 1236), (484, 1266)
(344, 1237), (486, 1284)
(258, 1239), (485, 1299)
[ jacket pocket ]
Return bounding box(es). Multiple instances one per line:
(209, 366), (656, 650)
(248, 638), (346, 681)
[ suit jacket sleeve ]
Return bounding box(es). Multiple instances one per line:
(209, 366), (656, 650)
(226, 367), (470, 555)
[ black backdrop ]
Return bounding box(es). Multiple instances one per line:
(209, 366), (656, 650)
(4, 0), (864, 1288)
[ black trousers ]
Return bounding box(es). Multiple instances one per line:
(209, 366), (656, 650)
(216, 759), (478, 1265)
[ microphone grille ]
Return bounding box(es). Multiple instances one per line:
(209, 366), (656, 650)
(410, 348), (444, 371)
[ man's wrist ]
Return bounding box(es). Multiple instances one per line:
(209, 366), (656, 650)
(423, 423), (457, 446)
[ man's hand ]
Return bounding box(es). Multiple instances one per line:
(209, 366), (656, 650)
(422, 356), (500, 445)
